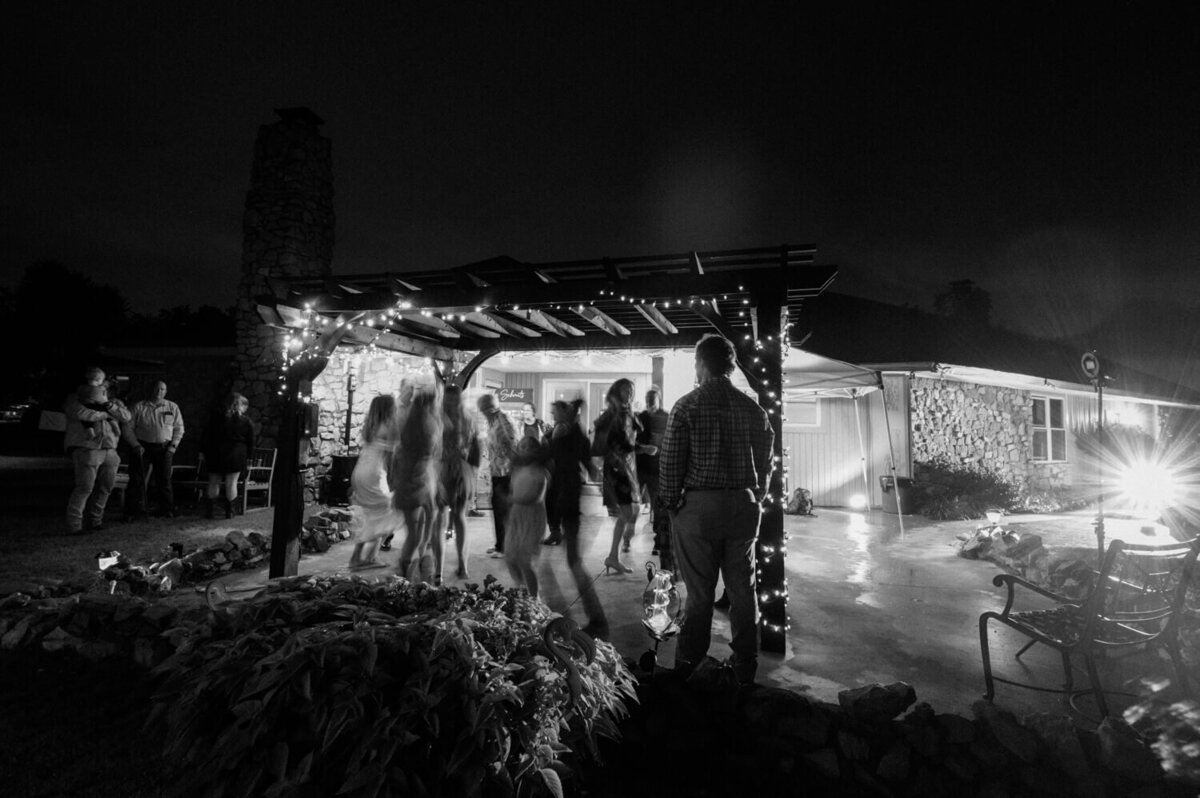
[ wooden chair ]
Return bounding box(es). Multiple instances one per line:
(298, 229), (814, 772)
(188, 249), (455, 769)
(171, 455), (209, 507)
(980, 535), (1198, 717)
(239, 448), (276, 513)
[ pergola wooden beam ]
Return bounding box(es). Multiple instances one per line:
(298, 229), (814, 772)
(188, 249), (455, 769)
(464, 312), (510, 337)
(574, 305), (631, 336)
(635, 303), (679, 335)
(482, 311), (542, 338)
(286, 267), (837, 316)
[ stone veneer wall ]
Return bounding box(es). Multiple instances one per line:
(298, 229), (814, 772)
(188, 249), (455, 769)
(234, 110), (334, 449)
(909, 376), (1069, 496)
(304, 350), (454, 501)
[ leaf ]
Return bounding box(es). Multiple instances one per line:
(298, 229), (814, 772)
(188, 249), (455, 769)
(337, 762), (386, 795)
(267, 741), (289, 779)
(539, 767), (565, 798)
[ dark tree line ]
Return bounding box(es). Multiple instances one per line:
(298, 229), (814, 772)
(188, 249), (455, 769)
(0, 261), (234, 404)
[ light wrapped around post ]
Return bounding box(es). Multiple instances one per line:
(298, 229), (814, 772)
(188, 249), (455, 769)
(743, 290), (788, 654)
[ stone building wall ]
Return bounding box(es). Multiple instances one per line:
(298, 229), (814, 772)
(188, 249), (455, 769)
(303, 350), (442, 501)
(909, 376), (1069, 496)
(234, 109), (335, 449)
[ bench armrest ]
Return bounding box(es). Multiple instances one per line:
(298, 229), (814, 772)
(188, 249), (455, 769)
(991, 573), (1074, 616)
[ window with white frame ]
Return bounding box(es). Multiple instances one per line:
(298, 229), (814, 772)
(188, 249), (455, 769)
(1031, 396), (1066, 461)
(783, 395), (820, 428)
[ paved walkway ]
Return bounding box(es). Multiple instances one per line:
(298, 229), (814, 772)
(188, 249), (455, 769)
(213, 500), (1176, 721)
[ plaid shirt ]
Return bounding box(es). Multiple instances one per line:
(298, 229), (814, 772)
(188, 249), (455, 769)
(659, 376), (774, 510)
(485, 411), (516, 477)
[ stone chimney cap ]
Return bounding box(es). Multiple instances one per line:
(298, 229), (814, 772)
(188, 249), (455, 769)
(274, 107), (325, 126)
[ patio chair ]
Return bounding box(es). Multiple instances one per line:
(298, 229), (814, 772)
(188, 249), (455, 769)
(239, 448), (276, 513)
(171, 454), (209, 507)
(979, 534), (1198, 717)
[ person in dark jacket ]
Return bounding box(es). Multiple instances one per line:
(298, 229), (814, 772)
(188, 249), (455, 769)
(202, 392), (256, 518)
(545, 398), (609, 638)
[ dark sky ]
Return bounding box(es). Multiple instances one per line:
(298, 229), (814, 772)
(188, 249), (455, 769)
(5, 4), (1200, 360)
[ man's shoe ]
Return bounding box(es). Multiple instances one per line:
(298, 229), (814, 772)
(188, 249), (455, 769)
(725, 655), (757, 685)
(468, 509), (485, 517)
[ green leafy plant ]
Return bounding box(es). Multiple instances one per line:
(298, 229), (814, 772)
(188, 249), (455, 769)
(1015, 486), (1093, 514)
(913, 458), (1019, 520)
(148, 575), (637, 798)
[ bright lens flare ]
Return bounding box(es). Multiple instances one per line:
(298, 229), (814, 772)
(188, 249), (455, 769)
(1117, 458), (1180, 515)
(848, 493), (867, 510)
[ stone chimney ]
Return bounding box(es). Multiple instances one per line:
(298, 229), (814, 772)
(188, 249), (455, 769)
(234, 108), (334, 445)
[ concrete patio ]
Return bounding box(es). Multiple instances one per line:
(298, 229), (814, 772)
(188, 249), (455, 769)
(214, 499), (1179, 722)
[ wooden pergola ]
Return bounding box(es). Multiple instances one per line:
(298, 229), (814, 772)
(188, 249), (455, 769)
(257, 244), (837, 652)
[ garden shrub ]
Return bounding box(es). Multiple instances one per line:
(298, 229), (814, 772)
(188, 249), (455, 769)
(912, 458), (1019, 520)
(148, 574), (637, 798)
(1015, 486), (1093, 514)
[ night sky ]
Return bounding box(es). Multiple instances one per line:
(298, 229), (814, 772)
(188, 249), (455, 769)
(5, 4), (1200, 381)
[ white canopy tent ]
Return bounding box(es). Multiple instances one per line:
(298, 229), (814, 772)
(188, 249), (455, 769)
(782, 349), (906, 531)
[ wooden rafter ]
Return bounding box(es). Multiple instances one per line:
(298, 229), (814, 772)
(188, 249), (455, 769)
(482, 311), (541, 338)
(521, 309), (585, 337)
(399, 312), (460, 338)
(444, 318), (501, 339)
(464, 312), (510, 337)
(289, 267), (835, 316)
(635, 303), (679, 335)
(574, 305), (630, 336)
(388, 275), (423, 292)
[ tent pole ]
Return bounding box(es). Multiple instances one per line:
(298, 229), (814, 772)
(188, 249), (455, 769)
(852, 391), (870, 508)
(878, 378), (905, 538)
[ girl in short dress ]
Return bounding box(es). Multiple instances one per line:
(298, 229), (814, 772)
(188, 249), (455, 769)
(504, 436), (550, 597)
(592, 378), (643, 574)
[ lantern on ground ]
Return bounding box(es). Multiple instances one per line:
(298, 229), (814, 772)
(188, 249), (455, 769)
(639, 562), (682, 671)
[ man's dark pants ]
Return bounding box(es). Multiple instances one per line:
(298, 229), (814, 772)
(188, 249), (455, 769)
(128, 441), (175, 514)
(490, 474), (511, 552)
(672, 488), (761, 679)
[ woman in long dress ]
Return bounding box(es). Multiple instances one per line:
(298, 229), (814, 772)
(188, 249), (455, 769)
(391, 383), (443, 584)
(437, 384), (480, 580)
(347, 395), (400, 569)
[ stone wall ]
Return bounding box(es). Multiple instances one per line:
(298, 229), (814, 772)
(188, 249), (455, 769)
(909, 377), (1069, 496)
(234, 109), (334, 449)
(304, 350), (448, 501)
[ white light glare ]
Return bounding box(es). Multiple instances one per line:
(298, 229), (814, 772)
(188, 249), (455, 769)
(848, 493), (868, 510)
(1117, 458), (1180, 515)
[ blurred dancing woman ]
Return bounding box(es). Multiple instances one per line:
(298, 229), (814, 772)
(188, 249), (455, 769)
(504, 436), (550, 596)
(347, 395), (400, 570)
(548, 399), (609, 638)
(592, 378), (644, 574)
(391, 383), (443, 584)
(437, 384), (480, 580)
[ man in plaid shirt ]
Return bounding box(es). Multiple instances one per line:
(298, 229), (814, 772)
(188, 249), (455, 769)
(659, 334), (774, 683)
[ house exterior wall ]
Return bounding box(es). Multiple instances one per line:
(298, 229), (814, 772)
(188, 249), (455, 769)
(908, 376), (1069, 496)
(783, 396), (877, 507)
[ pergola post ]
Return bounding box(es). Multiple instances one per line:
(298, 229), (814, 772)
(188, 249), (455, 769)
(743, 290), (788, 654)
(268, 321), (349, 578)
(268, 368), (311, 578)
